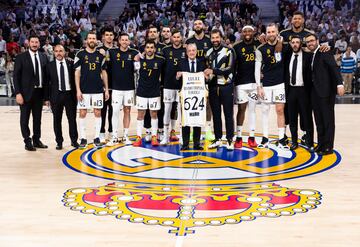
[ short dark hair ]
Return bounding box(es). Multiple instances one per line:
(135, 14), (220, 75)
(118, 32), (129, 40)
(28, 34), (39, 41)
(86, 31), (97, 39)
(305, 33), (318, 40)
(293, 11), (304, 18)
(171, 29), (181, 36)
(290, 35), (301, 41)
(210, 29), (222, 38)
(145, 39), (156, 47)
(102, 26), (114, 35)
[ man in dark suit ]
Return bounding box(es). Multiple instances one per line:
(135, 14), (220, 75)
(305, 33), (345, 155)
(47, 45), (79, 150)
(14, 35), (49, 151)
(284, 35), (313, 150)
(176, 43), (207, 150)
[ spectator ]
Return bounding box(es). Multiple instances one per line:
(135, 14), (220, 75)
(341, 46), (357, 94)
(335, 35), (348, 52)
(0, 35), (6, 55)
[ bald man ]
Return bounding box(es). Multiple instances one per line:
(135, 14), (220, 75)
(46, 44), (78, 149)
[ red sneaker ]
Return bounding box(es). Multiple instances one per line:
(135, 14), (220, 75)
(151, 135), (159, 146)
(132, 136), (142, 147)
(170, 129), (179, 141)
(234, 137), (243, 148)
(248, 137), (258, 148)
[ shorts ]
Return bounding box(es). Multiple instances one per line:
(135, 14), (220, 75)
(262, 83), (286, 103)
(78, 93), (103, 109)
(136, 96), (161, 110)
(163, 89), (179, 103)
(112, 89), (135, 109)
(235, 83), (258, 104)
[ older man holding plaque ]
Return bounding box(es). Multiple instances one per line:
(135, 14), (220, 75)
(176, 43), (207, 151)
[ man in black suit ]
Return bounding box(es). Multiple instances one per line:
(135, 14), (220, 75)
(305, 33), (345, 155)
(176, 43), (207, 150)
(284, 35), (313, 150)
(47, 45), (79, 150)
(14, 35), (49, 151)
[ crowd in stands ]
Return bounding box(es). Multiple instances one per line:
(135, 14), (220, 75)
(0, 0), (360, 96)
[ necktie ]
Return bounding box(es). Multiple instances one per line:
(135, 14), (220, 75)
(190, 61), (195, 72)
(34, 53), (40, 87)
(60, 61), (66, 91)
(291, 54), (298, 86)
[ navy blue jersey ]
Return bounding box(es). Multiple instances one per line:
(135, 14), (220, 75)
(74, 49), (107, 94)
(162, 45), (187, 89)
(233, 39), (261, 85)
(256, 43), (284, 87)
(137, 55), (165, 98)
(97, 45), (113, 89)
(108, 47), (139, 90)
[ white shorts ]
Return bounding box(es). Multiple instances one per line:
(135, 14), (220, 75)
(78, 93), (103, 109)
(136, 96), (161, 110)
(263, 83), (286, 103)
(163, 89), (179, 103)
(235, 83), (258, 104)
(112, 89), (135, 109)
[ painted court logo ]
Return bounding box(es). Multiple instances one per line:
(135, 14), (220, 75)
(62, 183), (321, 236)
(62, 135), (341, 235)
(62, 135), (341, 185)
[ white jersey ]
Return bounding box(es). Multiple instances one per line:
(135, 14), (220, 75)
(180, 72), (207, 127)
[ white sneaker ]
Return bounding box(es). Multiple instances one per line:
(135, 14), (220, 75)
(145, 131), (152, 142)
(106, 137), (117, 147)
(108, 132), (113, 141)
(99, 133), (106, 142)
(123, 137), (132, 145)
(160, 137), (169, 145)
(221, 135), (227, 141)
(157, 131), (164, 142)
(208, 139), (221, 149)
(226, 140), (234, 151)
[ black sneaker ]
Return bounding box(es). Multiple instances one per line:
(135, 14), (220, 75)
(79, 139), (87, 149)
(277, 137), (290, 150)
(94, 138), (103, 148)
(300, 134), (307, 145)
(258, 137), (269, 148)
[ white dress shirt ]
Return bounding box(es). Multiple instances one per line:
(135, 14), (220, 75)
(289, 51), (304, 87)
(29, 50), (43, 88)
(188, 58), (197, 72)
(56, 59), (71, 91)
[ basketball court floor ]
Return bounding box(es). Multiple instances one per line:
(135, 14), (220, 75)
(0, 99), (359, 247)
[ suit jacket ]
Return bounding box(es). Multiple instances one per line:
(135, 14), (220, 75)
(13, 50), (48, 102)
(284, 50), (312, 94)
(311, 50), (343, 98)
(178, 58), (206, 73)
(46, 59), (77, 103)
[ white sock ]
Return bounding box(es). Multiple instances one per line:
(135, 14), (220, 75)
(94, 117), (101, 139)
(262, 104), (270, 138)
(145, 128), (151, 134)
(124, 128), (129, 138)
(137, 120), (144, 137)
(170, 119), (177, 131)
(279, 127), (285, 140)
(151, 118), (158, 136)
(237, 126), (243, 138)
(79, 118), (86, 139)
(248, 100), (256, 137)
(163, 102), (171, 126)
(111, 104), (121, 139)
(205, 121), (212, 132)
(163, 125), (169, 138)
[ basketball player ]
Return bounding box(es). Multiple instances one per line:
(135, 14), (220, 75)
(97, 26), (115, 141)
(186, 19), (214, 140)
(106, 33), (140, 146)
(160, 29), (186, 145)
(255, 23), (288, 149)
(133, 40), (165, 147)
(233, 25), (260, 148)
(140, 26), (166, 142)
(75, 31), (109, 149)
